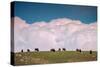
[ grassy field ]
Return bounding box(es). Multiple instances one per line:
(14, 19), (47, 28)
(13, 51), (97, 65)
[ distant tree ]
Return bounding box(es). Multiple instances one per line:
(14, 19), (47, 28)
(35, 48), (39, 52)
(62, 48), (66, 51)
(50, 49), (56, 52)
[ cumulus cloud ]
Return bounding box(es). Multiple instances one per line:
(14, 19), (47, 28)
(12, 16), (97, 52)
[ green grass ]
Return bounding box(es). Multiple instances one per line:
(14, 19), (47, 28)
(13, 51), (97, 65)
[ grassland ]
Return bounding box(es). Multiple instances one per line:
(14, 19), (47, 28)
(13, 51), (97, 65)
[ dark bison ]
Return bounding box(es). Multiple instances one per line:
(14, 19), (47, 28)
(90, 50), (92, 54)
(27, 49), (30, 52)
(50, 49), (56, 52)
(58, 48), (61, 51)
(76, 49), (79, 52)
(79, 49), (81, 53)
(76, 49), (81, 53)
(62, 48), (66, 51)
(21, 49), (23, 52)
(35, 48), (39, 52)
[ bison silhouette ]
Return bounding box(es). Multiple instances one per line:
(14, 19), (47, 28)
(35, 48), (39, 52)
(50, 49), (56, 52)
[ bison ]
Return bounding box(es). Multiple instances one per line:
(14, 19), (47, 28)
(62, 48), (66, 51)
(58, 48), (61, 51)
(21, 49), (23, 52)
(76, 49), (79, 52)
(79, 49), (81, 53)
(35, 48), (39, 52)
(90, 50), (92, 54)
(50, 49), (56, 52)
(76, 49), (81, 53)
(27, 49), (30, 52)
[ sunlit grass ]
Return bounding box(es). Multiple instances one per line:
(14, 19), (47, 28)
(13, 51), (97, 65)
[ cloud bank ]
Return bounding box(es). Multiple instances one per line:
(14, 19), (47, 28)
(12, 17), (97, 52)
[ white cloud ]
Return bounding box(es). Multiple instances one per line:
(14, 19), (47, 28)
(12, 17), (97, 52)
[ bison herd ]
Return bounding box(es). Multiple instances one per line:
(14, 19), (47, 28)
(50, 48), (66, 52)
(76, 49), (81, 53)
(21, 48), (93, 54)
(76, 49), (92, 54)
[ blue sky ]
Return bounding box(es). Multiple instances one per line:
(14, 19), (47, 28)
(12, 1), (97, 24)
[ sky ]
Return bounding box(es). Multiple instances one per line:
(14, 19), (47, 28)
(11, 1), (97, 52)
(12, 1), (97, 24)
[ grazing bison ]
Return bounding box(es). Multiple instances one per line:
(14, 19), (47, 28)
(62, 48), (66, 51)
(21, 49), (23, 52)
(79, 49), (81, 53)
(76, 49), (79, 52)
(27, 49), (30, 52)
(58, 48), (61, 51)
(90, 50), (92, 54)
(35, 48), (39, 52)
(50, 49), (56, 52)
(76, 49), (81, 53)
